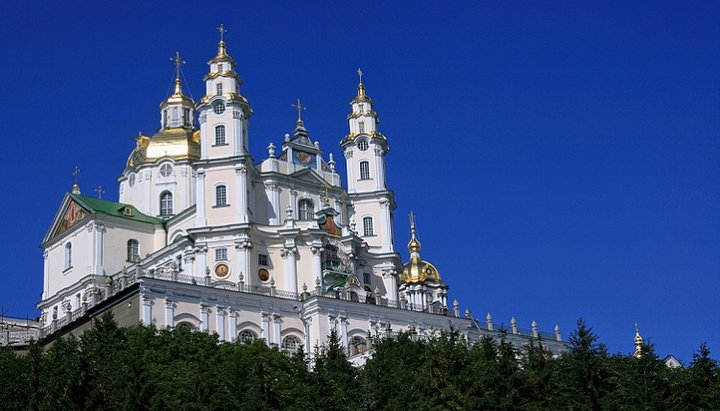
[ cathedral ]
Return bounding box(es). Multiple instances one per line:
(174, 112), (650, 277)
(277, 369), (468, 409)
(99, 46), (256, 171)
(19, 30), (566, 358)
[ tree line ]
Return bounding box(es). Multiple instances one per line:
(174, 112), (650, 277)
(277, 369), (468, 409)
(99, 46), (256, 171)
(0, 314), (717, 410)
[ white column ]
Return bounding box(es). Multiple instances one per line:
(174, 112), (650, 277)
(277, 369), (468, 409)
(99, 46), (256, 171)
(216, 306), (226, 340)
(261, 313), (270, 343)
(142, 296), (152, 325)
(290, 189), (298, 219)
(165, 299), (174, 328)
(344, 149), (354, 192)
(374, 147), (385, 190)
(273, 314), (282, 346)
(266, 183), (280, 225)
(340, 316), (349, 351)
(195, 245), (207, 279)
(199, 114), (208, 159)
(195, 168), (207, 226)
(228, 309), (238, 341)
(303, 317), (312, 357)
(282, 245), (298, 294)
(233, 112), (244, 156)
(380, 200), (392, 252)
(234, 164), (248, 223)
(42, 250), (49, 299)
(94, 223), (105, 275)
(234, 239), (251, 286)
(311, 244), (323, 285)
(200, 304), (210, 332)
(86, 223), (94, 274)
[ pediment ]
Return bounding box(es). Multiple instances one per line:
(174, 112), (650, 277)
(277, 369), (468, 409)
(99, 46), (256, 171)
(290, 167), (328, 186)
(43, 195), (93, 244)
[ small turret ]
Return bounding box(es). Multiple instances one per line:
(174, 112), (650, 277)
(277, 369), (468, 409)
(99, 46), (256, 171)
(633, 323), (644, 358)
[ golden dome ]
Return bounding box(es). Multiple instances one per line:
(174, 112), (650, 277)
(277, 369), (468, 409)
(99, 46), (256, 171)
(161, 79), (193, 107)
(126, 129), (200, 168)
(400, 212), (444, 284)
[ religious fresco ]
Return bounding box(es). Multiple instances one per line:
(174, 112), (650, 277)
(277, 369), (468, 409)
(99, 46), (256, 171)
(293, 150), (315, 167)
(54, 201), (87, 237)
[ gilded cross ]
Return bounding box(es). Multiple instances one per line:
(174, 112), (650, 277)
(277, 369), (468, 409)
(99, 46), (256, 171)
(292, 98), (307, 122)
(217, 24), (227, 42)
(95, 185), (105, 199)
(409, 210), (416, 229)
(170, 51), (186, 80)
(357, 68), (364, 83)
(72, 166), (80, 185)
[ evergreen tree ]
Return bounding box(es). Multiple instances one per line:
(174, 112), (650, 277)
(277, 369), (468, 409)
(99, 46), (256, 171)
(313, 330), (358, 411)
(517, 338), (556, 410)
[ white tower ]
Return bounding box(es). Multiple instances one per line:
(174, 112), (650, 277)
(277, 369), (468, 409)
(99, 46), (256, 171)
(341, 70), (395, 253)
(195, 25), (252, 160)
(194, 26), (253, 228)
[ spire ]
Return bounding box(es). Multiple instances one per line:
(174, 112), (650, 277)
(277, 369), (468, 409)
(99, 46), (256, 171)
(210, 24), (235, 65)
(169, 51), (186, 97)
(408, 211), (422, 258)
(292, 98), (307, 127)
(71, 166), (81, 194)
(633, 323), (644, 358)
(353, 67), (371, 103)
(288, 98), (313, 146)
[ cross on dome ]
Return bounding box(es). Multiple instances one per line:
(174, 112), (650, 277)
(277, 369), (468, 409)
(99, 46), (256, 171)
(357, 68), (364, 84)
(217, 24), (227, 42)
(292, 98), (307, 125)
(170, 51), (186, 82)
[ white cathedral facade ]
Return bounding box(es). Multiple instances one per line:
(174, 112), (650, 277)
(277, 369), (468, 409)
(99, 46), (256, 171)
(29, 34), (566, 358)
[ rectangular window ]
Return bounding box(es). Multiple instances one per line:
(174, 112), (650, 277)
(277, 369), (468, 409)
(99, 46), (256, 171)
(183, 108), (190, 127)
(363, 217), (374, 236)
(258, 254), (268, 266)
(363, 272), (371, 284)
(218, 63), (224, 72)
(358, 121), (365, 134)
(216, 83), (223, 96)
(215, 185), (228, 206)
(215, 248), (228, 261)
(215, 125), (226, 145)
(359, 161), (371, 180)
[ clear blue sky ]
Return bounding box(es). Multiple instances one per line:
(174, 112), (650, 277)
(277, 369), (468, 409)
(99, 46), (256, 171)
(1, 1), (717, 363)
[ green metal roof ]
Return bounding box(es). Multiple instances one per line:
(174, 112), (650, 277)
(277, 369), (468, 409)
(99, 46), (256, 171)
(69, 193), (164, 225)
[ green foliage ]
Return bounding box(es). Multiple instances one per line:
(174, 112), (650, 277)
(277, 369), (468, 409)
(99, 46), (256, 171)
(2, 315), (719, 410)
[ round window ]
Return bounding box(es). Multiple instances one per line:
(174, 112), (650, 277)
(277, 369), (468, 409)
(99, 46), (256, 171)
(214, 102), (226, 115)
(160, 164), (173, 177)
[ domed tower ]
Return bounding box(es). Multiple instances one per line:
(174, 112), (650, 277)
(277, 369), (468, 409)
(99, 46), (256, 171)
(399, 212), (448, 312)
(119, 52), (200, 217)
(193, 26), (253, 227)
(340, 69), (395, 254)
(633, 323), (644, 358)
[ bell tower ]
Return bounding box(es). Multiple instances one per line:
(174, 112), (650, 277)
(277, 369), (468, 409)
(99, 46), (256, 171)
(195, 25), (252, 160)
(340, 69), (395, 253)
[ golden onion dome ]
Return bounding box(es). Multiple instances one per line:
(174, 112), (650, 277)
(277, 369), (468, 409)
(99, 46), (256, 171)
(126, 129), (200, 169)
(400, 212), (443, 284)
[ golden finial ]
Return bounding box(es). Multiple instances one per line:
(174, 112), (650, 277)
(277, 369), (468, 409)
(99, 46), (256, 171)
(633, 323), (644, 358)
(356, 68), (366, 97)
(408, 211), (421, 255)
(72, 166), (81, 194)
(169, 51), (186, 95)
(292, 98), (307, 126)
(216, 24), (228, 56)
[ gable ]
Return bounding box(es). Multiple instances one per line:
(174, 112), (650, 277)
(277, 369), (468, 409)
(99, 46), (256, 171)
(290, 167), (328, 186)
(45, 196), (92, 244)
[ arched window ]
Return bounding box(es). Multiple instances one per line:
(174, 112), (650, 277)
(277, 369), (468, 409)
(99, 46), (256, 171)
(176, 322), (196, 331)
(357, 140), (368, 151)
(350, 336), (368, 356)
(281, 336), (302, 355)
(64, 243), (72, 270)
(160, 191), (173, 217)
(359, 161), (371, 180)
(298, 199), (314, 220)
(215, 125), (226, 145)
(363, 217), (374, 236)
(215, 185), (228, 206)
(127, 239), (139, 262)
(238, 330), (256, 343)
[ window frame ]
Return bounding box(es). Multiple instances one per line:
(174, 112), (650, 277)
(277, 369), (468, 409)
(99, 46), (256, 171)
(215, 184), (228, 207)
(215, 247), (228, 261)
(127, 239), (140, 263)
(159, 191), (174, 217)
(359, 161), (371, 180)
(214, 125), (227, 146)
(363, 216), (374, 237)
(298, 199), (314, 221)
(64, 242), (72, 271)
